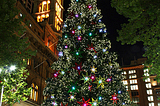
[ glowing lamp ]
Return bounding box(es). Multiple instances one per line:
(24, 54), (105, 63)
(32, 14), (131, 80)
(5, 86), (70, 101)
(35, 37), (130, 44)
(89, 32), (92, 36)
(103, 49), (106, 52)
(78, 26), (81, 29)
(78, 36), (82, 41)
(99, 29), (103, 32)
(58, 52), (63, 56)
(72, 30), (75, 34)
(98, 80), (102, 84)
(61, 71), (65, 75)
(94, 55), (97, 59)
(93, 102), (97, 106)
(98, 97), (102, 100)
(91, 68), (95, 72)
(118, 90), (122, 94)
(113, 96), (117, 100)
(88, 5), (92, 9)
(107, 78), (111, 82)
(77, 66), (81, 70)
(10, 65), (16, 71)
(94, 14), (97, 17)
(91, 76), (95, 79)
(64, 24), (67, 27)
(76, 52), (79, 55)
(83, 103), (87, 106)
(72, 86), (75, 90)
(75, 14), (79, 18)
(65, 45), (68, 49)
(71, 95), (74, 99)
(85, 77), (89, 81)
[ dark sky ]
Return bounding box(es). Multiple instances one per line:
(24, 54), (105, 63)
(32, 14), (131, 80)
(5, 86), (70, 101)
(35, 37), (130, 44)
(63, 0), (144, 66)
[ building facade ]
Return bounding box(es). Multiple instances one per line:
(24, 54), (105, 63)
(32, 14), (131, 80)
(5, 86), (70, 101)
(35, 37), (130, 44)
(121, 58), (160, 106)
(12, 0), (64, 105)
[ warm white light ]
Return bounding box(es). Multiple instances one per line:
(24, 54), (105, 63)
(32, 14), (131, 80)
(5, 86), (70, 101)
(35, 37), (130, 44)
(10, 65), (16, 71)
(92, 68), (95, 72)
(43, 1), (47, 4)
(71, 95), (74, 99)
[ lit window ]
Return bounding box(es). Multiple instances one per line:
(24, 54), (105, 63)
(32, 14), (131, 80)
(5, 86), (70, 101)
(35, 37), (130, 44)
(125, 85), (128, 90)
(130, 85), (138, 90)
(132, 97), (139, 103)
(147, 89), (153, 95)
(145, 78), (151, 82)
(129, 70), (136, 74)
(27, 59), (30, 65)
(129, 74), (137, 79)
(122, 80), (128, 85)
(122, 71), (126, 75)
(55, 0), (63, 31)
(146, 83), (152, 88)
(148, 96), (154, 101)
(149, 102), (154, 106)
(20, 13), (23, 17)
(37, 0), (50, 22)
(30, 83), (38, 101)
(144, 69), (149, 76)
(130, 79), (137, 84)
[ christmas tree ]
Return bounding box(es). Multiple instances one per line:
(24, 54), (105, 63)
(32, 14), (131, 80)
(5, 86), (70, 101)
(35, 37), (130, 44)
(42, 0), (132, 106)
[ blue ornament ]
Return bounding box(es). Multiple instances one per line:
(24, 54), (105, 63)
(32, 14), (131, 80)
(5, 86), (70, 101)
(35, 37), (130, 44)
(118, 90), (122, 94)
(94, 55), (97, 59)
(58, 52), (63, 56)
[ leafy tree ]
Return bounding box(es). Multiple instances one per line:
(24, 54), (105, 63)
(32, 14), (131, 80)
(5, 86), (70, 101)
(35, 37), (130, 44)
(0, 0), (36, 105)
(111, 0), (160, 78)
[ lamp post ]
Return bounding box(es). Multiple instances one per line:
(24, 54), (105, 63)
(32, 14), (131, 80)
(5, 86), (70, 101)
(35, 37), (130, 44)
(0, 65), (16, 106)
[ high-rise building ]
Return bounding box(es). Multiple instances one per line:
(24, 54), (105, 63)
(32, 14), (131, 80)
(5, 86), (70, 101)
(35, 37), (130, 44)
(13, 0), (64, 105)
(121, 58), (160, 106)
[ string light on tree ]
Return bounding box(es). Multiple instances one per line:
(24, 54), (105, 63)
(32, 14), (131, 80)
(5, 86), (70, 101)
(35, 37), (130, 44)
(90, 66), (97, 73)
(58, 52), (63, 56)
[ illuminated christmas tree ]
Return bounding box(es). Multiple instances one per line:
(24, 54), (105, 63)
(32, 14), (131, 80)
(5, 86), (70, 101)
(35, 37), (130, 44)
(42, 0), (132, 106)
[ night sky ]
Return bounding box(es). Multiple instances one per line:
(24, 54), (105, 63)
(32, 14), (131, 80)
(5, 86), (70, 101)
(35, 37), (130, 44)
(63, 0), (145, 66)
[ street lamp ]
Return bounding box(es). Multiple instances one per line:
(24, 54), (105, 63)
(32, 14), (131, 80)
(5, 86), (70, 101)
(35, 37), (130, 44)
(0, 65), (16, 106)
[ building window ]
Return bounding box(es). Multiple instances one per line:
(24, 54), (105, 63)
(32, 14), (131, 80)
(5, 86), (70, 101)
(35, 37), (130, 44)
(125, 85), (128, 90)
(132, 97), (139, 103)
(130, 85), (138, 90)
(148, 96), (154, 101)
(129, 74), (137, 79)
(131, 91), (139, 96)
(156, 89), (160, 94)
(157, 96), (160, 100)
(149, 103), (154, 106)
(130, 79), (137, 84)
(145, 78), (151, 82)
(122, 80), (128, 85)
(147, 89), (153, 95)
(128, 70), (136, 74)
(37, 0), (50, 22)
(27, 59), (30, 65)
(122, 71), (126, 75)
(30, 83), (38, 101)
(144, 69), (149, 76)
(55, 0), (63, 31)
(146, 83), (152, 88)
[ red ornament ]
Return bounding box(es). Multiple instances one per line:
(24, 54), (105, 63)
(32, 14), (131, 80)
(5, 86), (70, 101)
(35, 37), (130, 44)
(72, 62), (84, 75)
(61, 102), (68, 106)
(51, 71), (60, 79)
(90, 74), (96, 82)
(68, 11), (75, 19)
(87, 43), (97, 53)
(70, 29), (76, 36)
(77, 97), (92, 106)
(106, 76), (112, 82)
(88, 85), (92, 92)
(91, 21), (96, 25)
(110, 93), (119, 104)
(87, 5), (93, 10)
